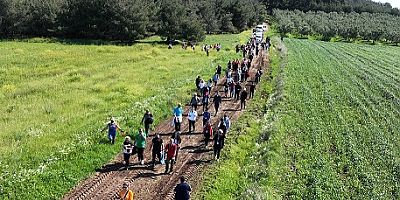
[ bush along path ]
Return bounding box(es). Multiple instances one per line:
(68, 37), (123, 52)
(62, 41), (269, 200)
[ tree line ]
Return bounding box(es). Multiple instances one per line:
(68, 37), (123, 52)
(274, 9), (400, 44)
(0, 0), (267, 41)
(1, 0), (398, 41)
(261, 0), (400, 15)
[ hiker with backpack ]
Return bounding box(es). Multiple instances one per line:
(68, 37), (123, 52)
(134, 128), (147, 165)
(150, 134), (164, 168)
(187, 107), (197, 134)
(141, 110), (154, 135)
(119, 182), (134, 200)
(213, 129), (225, 161)
(165, 138), (178, 174)
(190, 93), (200, 111)
(203, 121), (213, 147)
(213, 92), (222, 116)
(101, 117), (124, 144)
(173, 103), (183, 132)
(122, 136), (134, 168)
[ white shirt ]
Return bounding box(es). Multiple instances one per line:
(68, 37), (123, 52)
(188, 110), (197, 121)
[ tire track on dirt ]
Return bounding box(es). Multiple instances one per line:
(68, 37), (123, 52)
(63, 49), (268, 200)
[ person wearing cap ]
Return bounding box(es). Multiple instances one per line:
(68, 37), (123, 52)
(240, 87), (248, 110)
(164, 138), (178, 174)
(119, 182), (134, 200)
(174, 176), (192, 200)
(134, 128), (147, 165)
(122, 136), (134, 168)
(101, 117), (123, 144)
(173, 103), (183, 131)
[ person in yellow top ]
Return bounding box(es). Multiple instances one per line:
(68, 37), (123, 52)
(119, 182), (134, 200)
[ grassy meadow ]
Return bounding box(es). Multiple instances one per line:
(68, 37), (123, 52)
(198, 35), (400, 199)
(0, 31), (250, 199)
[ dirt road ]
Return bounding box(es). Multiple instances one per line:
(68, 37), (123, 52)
(63, 49), (268, 200)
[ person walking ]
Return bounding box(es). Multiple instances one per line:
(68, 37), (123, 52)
(174, 176), (192, 200)
(122, 136), (134, 168)
(171, 131), (182, 162)
(223, 114), (231, 133)
(240, 88), (248, 110)
(164, 139), (177, 174)
(216, 64), (222, 75)
(202, 93), (209, 112)
(223, 81), (229, 97)
(134, 128), (147, 165)
(195, 76), (201, 90)
(190, 93), (200, 111)
(119, 182), (134, 200)
(213, 129), (224, 161)
(203, 121), (213, 147)
(235, 82), (242, 101)
(229, 80), (235, 98)
(150, 134), (163, 168)
(187, 108), (197, 134)
(212, 72), (219, 86)
(249, 82), (256, 99)
(202, 108), (211, 127)
(173, 103), (183, 132)
(213, 92), (222, 116)
(101, 117), (123, 144)
(141, 110), (154, 135)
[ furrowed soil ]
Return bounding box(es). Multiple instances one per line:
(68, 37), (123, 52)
(62, 49), (268, 199)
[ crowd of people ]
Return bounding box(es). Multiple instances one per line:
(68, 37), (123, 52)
(101, 35), (268, 200)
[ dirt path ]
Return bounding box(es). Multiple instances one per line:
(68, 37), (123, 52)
(63, 49), (268, 200)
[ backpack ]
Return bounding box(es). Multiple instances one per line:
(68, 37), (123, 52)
(145, 115), (154, 124)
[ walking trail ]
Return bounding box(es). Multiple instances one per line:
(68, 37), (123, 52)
(63, 47), (269, 200)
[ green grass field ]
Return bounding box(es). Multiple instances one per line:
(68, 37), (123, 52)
(198, 37), (400, 199)
(0, 31), (250, 199)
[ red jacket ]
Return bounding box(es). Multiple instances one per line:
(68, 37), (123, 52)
(165, 143), (177, 160)
(203, 124), (213, 138)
